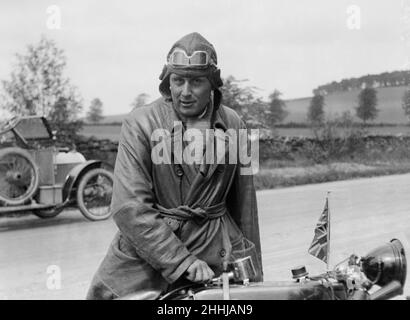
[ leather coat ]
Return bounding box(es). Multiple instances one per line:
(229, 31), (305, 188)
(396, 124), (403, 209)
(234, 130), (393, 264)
(86, 97), (263, 299)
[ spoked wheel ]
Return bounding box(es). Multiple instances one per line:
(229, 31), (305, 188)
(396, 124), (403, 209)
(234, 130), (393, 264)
(77, 168), (113, 221)
(0, 147), (39, 206)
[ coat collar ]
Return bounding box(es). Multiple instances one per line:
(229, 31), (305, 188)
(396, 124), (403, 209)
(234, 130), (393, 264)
(160, 99), (231, 182)
(161, 99), (228, 132)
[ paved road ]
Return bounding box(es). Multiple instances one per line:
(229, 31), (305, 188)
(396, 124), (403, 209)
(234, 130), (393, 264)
(1, 173), (410, 299)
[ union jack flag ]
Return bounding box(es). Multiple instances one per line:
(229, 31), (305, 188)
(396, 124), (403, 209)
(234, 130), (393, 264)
(308, 198), (330, 263)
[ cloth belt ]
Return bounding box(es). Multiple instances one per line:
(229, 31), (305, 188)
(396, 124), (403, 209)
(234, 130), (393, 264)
(157, 202), (226, 225)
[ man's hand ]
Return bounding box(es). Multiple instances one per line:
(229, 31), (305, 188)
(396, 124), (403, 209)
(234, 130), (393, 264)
(185, 259), (215, 283)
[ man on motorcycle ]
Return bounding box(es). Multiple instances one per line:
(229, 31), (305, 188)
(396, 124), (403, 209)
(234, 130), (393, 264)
(86, 32), (263, 299)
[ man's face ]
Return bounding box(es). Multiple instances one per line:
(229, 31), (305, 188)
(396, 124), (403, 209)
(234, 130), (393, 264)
(169, 73), (212, 118)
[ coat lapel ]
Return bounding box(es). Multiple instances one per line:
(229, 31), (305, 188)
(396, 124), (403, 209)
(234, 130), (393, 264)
(206, 108), (231, 178)
(161, 101), (198, 185)
(159, 101), (232, 202)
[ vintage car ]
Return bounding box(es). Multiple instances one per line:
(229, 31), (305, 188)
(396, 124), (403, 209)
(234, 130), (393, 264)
(0, 115), (114, 221)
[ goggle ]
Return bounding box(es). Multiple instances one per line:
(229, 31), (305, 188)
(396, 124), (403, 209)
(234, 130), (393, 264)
(168, 49), (212, 67)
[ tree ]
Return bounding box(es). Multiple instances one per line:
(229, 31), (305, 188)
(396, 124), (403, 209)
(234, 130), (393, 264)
(307, 93), (325, 124)
(131, 93), (150, 110)
(402, 89), (410, 122)
(265, 90), (288, 127)
(220, 76), (257, 114)
(87, 98), (104, 123)
(220, 75), (267, 128)
(355, 87), (378, 123)
(0, 36), (83, 141)
(49, 97), (83, 144)
(1, 36), (82, 118)
(242, 98), (269, 129)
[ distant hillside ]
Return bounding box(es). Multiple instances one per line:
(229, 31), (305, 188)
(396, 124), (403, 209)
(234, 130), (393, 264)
(314, 70), (410, 95)
(285, 86), (409, 124)
(91, 85), (410, 125)
(84, 113), (127, 124)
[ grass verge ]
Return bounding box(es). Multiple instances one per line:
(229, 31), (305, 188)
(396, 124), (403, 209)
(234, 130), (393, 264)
(254, 161), (410, 190)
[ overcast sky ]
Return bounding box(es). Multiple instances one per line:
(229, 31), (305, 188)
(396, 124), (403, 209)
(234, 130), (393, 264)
(0, 0), (409, 116)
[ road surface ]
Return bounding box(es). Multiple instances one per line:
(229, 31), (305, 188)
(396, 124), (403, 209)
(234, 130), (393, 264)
(1, 173), (410, 299)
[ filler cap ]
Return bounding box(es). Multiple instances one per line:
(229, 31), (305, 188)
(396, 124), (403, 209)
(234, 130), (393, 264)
(291, 265), (308, 279)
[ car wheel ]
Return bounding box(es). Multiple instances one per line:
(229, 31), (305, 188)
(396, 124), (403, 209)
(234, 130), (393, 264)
(33, 207), (64, 219)
(77, 168), (113, 221)
(0, 147), (40, 206)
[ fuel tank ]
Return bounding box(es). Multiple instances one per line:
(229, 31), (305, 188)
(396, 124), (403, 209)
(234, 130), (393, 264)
(176, 281), (347, 300)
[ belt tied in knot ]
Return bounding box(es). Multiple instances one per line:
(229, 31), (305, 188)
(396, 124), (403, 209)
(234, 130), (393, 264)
(157, 202), (226, 225)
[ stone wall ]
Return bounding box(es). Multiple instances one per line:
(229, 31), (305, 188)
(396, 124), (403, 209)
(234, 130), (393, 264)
(75, 135), (410, 166)
(259, 135), (410, 162)
(74, 136), (118, 167)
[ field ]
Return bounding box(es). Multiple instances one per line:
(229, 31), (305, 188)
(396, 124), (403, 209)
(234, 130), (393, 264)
(285, 86), (409, 124)
(94, 85), (410, 126)
(80, 124), (410, 141)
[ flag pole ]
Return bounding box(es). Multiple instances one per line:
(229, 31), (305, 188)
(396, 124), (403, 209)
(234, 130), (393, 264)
(326, 191), (331, 272)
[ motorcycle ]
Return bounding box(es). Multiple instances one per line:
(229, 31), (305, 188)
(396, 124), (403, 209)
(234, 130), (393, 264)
(120, 238), (407, 300)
